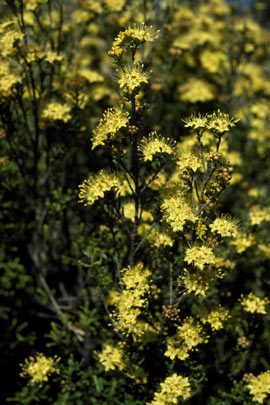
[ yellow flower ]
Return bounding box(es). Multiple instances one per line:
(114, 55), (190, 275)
(0, 29), (24, 57)
(91, 107), (130, 149)
(247, 371), (270, 404)
(122, 202), (154, 223)
(118, 64), (150, 93)
(207, 110), (239, 133)
(161, 195), (196, 232)
(110, 263), (151, 336)
(179, 78), (215, 103)
(180, 267), (224, 297)
(165, 317), (208, 362)
(98, 345), (124, 372)
(240, 293), (268, 314)
(231, 233), (254, 254)
(44, 51), (64, 64)
(78, 170), (121, 206)
(177, 317), (206, 349)
(109, 24), (159, 58)
(24, 0), (47, 11)
(184, 245), (216, 270)
(78, 68), (103, 83)
(182, 113), (208, 129)
(104, 0), (125, 12)
(177, 152), (201, 172)
(147, 373), (191, 404)
(0, 74), (22, 98)
(249, 205), (270, 226)
(139, 132), (175, 162)
(200, 49), (229, 73)
(42, 102), (71, 122)
(209, 215), (239, 238)
(199, 305), (231, 330)
(147, 228), (174, 248)
(20, 353), (60, 384)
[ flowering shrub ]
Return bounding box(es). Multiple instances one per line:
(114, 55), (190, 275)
(1, 0), (270, 404)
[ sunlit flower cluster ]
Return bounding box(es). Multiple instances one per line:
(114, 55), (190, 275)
(179, 78), (215, 103)
(231, 233), (255, 254)
(161, 194), (196, 232)
(118, 64), (150, 93)
(147, 373), (191, 404)
(209, 215), (239, 238)
(183, 110), (239, 133)
(139, 132), (175, 162)
(180, 267), (224, 297)
(20, 353), (60, 385)
(110, 263), (151, 336)
(92, 107), (130, 149)
(177, 152), (201, 172)
(240, 293), (268, 315)
(249, 205), (270, 226)
(199, 306), (231, 330)
(165, 317), (207, 361)
(246, 371), (270, 404)
(78, 170), (121, 206)
(0, 28), (24, 57)
(98, 344), (125, 372)
(109, 24), (159, 58)
(123, 202), (154, 223)
(184, 245), (216, 270)
(42, 102), (72, 122)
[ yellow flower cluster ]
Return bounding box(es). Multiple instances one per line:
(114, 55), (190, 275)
(24, 0), (47, 11)
(110, 263), (151, 336)
(42, 102), (71, 122)
(179, 78), (215, 103)
(231, 233), (254, 254)
(207, 110), (240, 133)
(118, 64), (150, 93)
(200, 49), (228, 73)
(20, 353), (60, 385)
(180, 267), (224, 297)
(249, 205), (270, 226)
(78, 170), (121, 206)
(123, 202), (154, 223)
(209, 215), (239, 238)
(177, 152), (201, 172)
(258, 244), (270, 260)
(246, 371), (270, 404)
(240, 293), (268, 314)
(0, 28), (24, 57)
(196, 217), (208, 240)
(44, 51), (64, 64)
(98, 344), (124, 372)
(199, 306), (231, 330)
(183, 110), (239, 133)
(147, 228), (174, 248)
(184, 245), (216, 270)
(165, 317), (207, 361)
(0, 72), (22, 98)
(161, 195), (196, 232)
(91, 107), (130, 149)
(139, 132), (175, 162)
(104, 0), (126, 12)
(148, 373), (191, 404)
(183, 113), (208, 129)
(77, 68), (103, 84)
(109, 24), (159, 58)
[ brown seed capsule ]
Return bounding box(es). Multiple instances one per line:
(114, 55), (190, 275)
(242, 373), (255, 383)
(162, 304), (180, 321)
